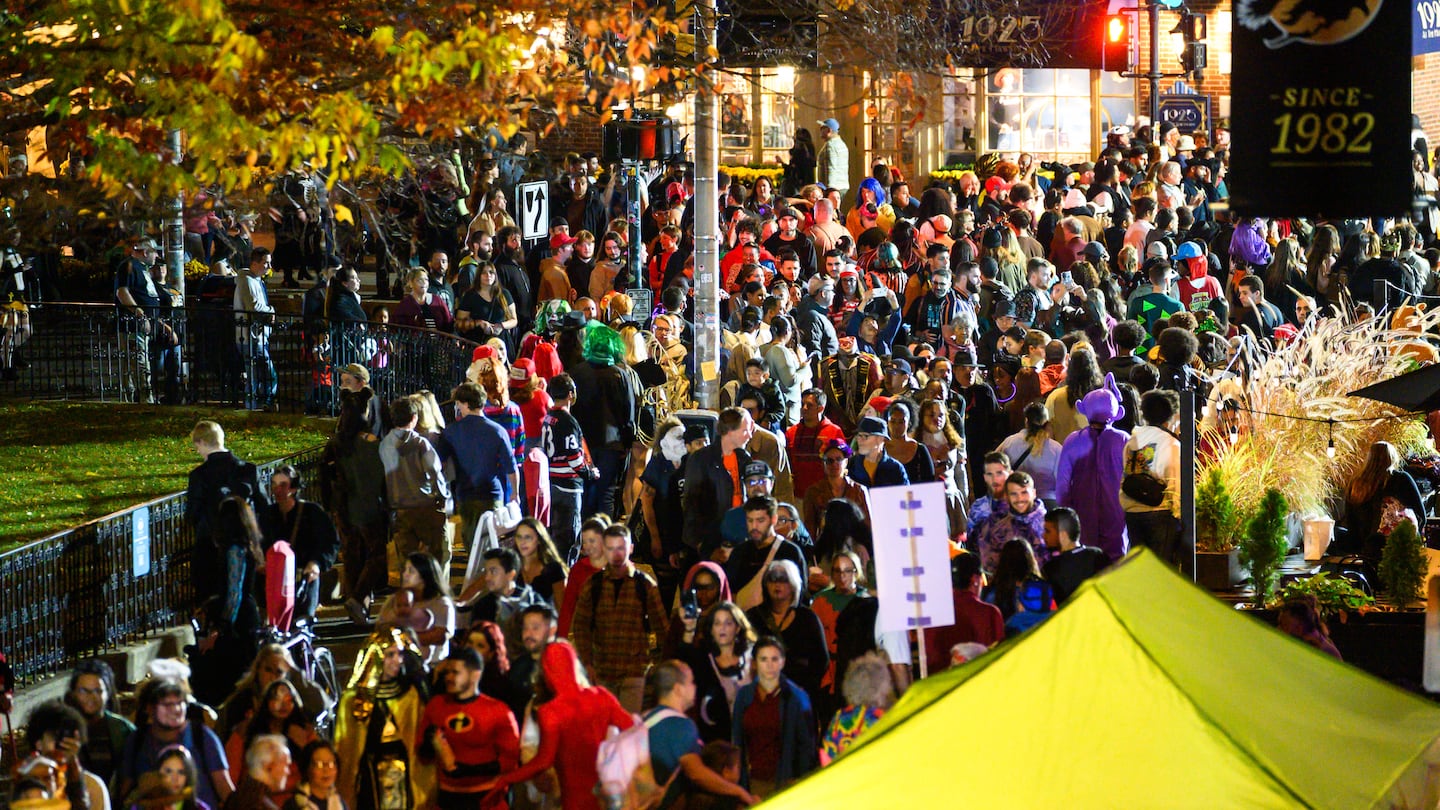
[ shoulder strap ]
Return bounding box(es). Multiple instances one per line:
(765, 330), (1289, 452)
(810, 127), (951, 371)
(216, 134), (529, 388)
(635, 573), (654, 640)
(1013, 444), (1034, 470)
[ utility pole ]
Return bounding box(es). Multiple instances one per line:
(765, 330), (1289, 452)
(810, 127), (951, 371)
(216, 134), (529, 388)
(1147, 0), (1161, 132)
(693, 0), (721, 409)
(166, 128), (185, 295)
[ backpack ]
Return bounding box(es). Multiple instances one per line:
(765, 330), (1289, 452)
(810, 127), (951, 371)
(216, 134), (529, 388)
(595, 707), (684, 810)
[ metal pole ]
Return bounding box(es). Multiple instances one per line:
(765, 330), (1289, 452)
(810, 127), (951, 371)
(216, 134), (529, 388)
(167, 128), (186, 296)
(693, 0), (721, 410)
(1180, 384), (1197, 579)
(625, 162), (643, 296)
(1148, 0), (1161, 132)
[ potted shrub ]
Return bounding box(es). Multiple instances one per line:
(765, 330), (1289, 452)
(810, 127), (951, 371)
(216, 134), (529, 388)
(1195, 467), (1245, 590)
(1273, 573), (1374, 620)
(1240, 488), (1289, 606)
(1378, 519), (1428, 608)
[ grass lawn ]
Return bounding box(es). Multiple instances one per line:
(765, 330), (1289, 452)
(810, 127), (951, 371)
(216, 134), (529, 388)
(0, 401), (333, 548)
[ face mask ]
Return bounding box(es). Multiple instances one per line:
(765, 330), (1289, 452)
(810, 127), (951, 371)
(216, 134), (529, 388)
(660, 427), (687, 464)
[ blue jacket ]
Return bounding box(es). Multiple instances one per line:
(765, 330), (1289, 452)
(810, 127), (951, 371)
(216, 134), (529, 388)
(731, 675), (818, 789)
(435, 414), (515, 503)
(848, 451), (910, 488)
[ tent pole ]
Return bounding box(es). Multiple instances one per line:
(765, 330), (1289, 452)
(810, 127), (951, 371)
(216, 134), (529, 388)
(917, 628), (928, 680)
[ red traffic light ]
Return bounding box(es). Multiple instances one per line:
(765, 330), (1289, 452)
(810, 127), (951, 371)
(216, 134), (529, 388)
(1102, 13), (1133, 73)
(1107, 16), (1127, 42)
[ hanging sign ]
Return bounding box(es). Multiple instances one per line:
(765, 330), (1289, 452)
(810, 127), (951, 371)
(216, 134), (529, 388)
(1229, 0), (1411, 218)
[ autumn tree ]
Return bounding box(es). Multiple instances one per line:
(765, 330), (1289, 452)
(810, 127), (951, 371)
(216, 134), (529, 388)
(0, 0), (687, 229)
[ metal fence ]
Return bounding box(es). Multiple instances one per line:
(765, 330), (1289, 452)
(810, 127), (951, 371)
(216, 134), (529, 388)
(0, 446), (327, 687)
(0, 302), (481, 414)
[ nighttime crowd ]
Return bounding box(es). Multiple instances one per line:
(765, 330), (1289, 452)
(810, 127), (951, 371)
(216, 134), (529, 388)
(8, 116), (1440, 810)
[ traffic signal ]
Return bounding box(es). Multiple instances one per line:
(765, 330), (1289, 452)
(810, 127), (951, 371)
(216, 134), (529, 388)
(1102, 14), (1134, 74)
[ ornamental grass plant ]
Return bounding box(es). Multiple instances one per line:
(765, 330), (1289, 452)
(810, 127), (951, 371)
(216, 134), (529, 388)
(1198, 310), (1438, 520)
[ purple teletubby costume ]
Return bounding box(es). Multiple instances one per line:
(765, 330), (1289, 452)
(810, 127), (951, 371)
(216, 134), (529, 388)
(1055, 373), (1131, 561)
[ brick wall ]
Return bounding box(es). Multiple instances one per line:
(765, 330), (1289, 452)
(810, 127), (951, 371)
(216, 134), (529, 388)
(1135, 0), (1232, 132)
(536, 110), (605, 161)
(1416, 54), (1440, 145)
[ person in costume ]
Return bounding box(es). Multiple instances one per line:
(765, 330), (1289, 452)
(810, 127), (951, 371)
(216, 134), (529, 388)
(1055, 373), (1131, 561)
(335, 628), (435, 810)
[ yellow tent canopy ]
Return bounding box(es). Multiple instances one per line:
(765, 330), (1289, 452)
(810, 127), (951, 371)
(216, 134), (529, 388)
(761, 550), (1440, 809)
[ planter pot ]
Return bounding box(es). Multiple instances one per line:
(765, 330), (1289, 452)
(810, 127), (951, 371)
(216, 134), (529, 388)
(1196, 549), (1245, 591)
(1239, 607), (1426, 690)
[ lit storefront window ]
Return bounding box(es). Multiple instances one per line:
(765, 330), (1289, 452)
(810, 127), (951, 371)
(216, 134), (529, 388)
(669, 68), (798, 165)
(943, 67), (1137, 163)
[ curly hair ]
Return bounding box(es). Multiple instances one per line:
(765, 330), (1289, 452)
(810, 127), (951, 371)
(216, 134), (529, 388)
(840, 651), (897, 710)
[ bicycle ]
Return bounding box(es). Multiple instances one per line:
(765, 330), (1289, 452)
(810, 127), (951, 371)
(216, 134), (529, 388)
(262, 620), (340, 738)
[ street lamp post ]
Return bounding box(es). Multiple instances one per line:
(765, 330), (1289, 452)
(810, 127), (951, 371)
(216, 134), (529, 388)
(693, 0), (721, 409)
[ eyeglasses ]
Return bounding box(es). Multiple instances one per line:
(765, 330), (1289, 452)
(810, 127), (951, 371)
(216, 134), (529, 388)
(833, 567), (858, 575)
(823, 456), (846, 465)
(776, 516), (796, 525)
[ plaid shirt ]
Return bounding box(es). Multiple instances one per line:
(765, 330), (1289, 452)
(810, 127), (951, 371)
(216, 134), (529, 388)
(569, 566), (669, 682)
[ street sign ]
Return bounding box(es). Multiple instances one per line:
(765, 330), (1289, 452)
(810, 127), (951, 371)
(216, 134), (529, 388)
(518, 181), (550, 242)
(870, 482), (956, 636)
(627, 287), (653, 324)
(1158, 82), (1210, 135)
(132, 505), (151, 578)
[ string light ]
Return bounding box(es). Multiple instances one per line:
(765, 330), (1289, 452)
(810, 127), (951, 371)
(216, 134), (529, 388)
(1326, 420), (1336, 459)
(1228, 422), (1239, 446)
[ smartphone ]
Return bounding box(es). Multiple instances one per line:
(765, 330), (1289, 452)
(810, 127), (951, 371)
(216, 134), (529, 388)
(681, 588), (700, 620)
(1060, 271), (1074, 287)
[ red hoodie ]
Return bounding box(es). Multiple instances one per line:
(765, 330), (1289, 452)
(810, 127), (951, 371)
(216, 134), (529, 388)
(1176, 255), (1223, 315)
(495, 641), (634, 810)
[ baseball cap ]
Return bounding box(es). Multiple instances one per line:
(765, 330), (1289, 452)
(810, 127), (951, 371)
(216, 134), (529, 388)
(1174, 241), (1204, 261)
(1082, 241), (1110, 261)
(1145, 241), (1170, 261)
(743, 460), (774, 480)
(550, 232), (578, 250)
(819, 117), (840, 132)
(855, 415), (888, 437)
(340, 363), (370, 385)
(886, 359), (912, 376)
(992, 299), (1017, 320)
(472, 345), (497, 362)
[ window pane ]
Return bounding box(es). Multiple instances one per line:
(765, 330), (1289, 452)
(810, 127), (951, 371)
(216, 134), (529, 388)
(1022, 69), (1054, 95)
(1100, 97), (1137, 133)
(1099, 70), (1132, 96)
(943, 72), (977, 154)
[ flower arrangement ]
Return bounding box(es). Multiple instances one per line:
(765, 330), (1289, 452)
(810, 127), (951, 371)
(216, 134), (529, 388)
(184, 258), (209, 282)
(720, 164), (784, 186)
(928, 163), (974, 184)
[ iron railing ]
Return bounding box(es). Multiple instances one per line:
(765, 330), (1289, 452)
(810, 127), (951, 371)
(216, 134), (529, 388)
(0, 446), (326, 686)
(0, 302), (481, 414)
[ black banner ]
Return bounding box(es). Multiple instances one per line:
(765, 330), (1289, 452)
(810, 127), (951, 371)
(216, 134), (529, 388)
(1230, 0), (1411, 218)
(936, 0), (1123, 70)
